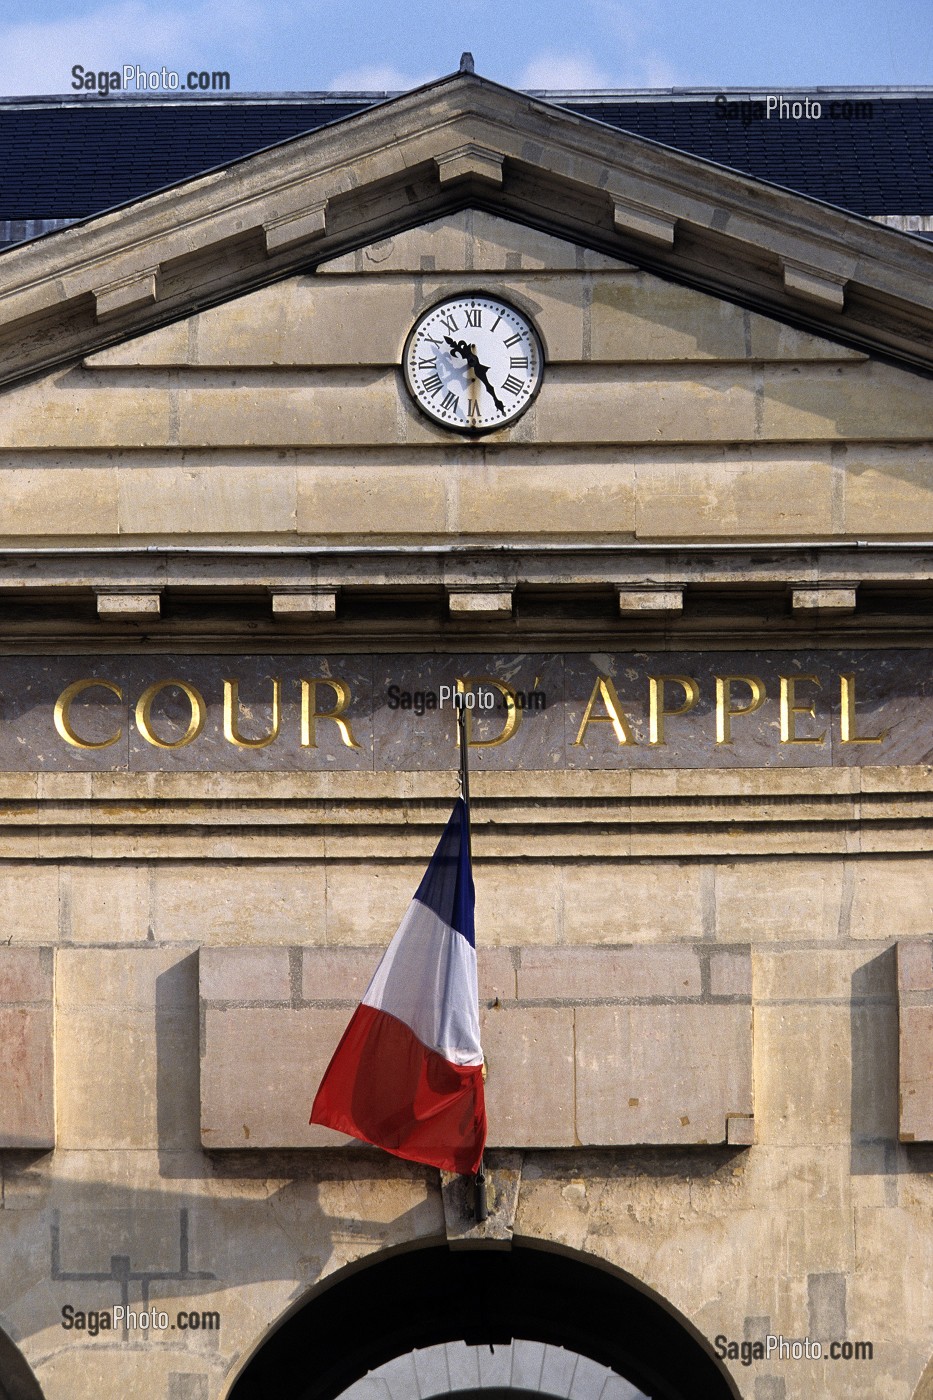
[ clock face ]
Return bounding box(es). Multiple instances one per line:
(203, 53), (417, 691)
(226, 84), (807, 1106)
(403, 294), (544, 434)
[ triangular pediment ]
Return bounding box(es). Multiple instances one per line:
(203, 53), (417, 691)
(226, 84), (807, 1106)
(12, 207), (922, 478)
(84, 208), (870, 375)
(0, 204), (931, 554)
(0, 70), (932, 392)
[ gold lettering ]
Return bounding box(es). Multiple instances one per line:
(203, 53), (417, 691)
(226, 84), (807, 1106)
(135, 679), (206, 749)
(779, 674), (826, 744)
(840, 673), (887, 744)
(301, 678), (361, 749)
(456, 676), (521, 748)
(574, 675), (636, 746)
(223, 678), (281, 749)
(716, 675), (765, 744)
(649, 675), (699, 745)
(54, 678), (123, 750)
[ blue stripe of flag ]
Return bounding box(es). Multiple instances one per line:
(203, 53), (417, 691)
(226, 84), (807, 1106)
(412, 798), (475, 946)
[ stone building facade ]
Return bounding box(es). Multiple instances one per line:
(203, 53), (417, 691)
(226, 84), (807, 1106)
(1, 70), (933, 1400)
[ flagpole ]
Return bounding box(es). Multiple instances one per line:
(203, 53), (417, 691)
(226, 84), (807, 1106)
(457, 697), (487, 1224)
(457, 697), (471, 822)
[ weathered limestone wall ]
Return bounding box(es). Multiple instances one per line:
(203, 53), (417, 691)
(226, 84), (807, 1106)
(200, 942), (754, 1149)
(0, 768), (932, 1396)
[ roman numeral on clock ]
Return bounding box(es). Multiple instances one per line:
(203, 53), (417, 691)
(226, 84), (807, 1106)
(406, 298), (541, 433)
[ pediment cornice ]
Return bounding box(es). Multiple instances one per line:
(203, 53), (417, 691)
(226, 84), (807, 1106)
(1, 70), (932, 388)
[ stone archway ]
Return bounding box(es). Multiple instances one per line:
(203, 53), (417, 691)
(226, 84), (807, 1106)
(0, 1328), (46, 1400)
(337, 1338), (647, 1397)
(227, 1243), (739, 1400)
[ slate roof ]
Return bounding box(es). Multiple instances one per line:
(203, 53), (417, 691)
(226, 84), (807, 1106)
(0, 98), (371, 222)
(564, 91), (933, 218)
(0, 87), (930, 237)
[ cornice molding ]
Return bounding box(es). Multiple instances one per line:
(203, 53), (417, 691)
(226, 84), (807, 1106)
(0, 766), (931, 863)
(0, 72), (932, 390)
(0, 541), (931, 585)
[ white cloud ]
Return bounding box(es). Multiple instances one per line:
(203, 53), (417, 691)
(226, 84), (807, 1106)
(583, 0), (682, 87)
(326, 64), (437, 93)
(638, 56), (680, 88)
(515, 46), (679, 91)
(0, 0), (263, 98)
(511, 1), (684, 92)
(516, 51), (614, 90)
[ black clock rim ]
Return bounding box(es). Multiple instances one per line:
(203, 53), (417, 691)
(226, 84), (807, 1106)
(401, 290), (545, 437)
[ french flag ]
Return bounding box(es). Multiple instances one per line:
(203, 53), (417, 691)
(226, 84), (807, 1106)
(310, 799), (486, 1175)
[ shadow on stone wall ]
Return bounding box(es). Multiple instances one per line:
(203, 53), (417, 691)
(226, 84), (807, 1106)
(0, 1325), (46, 1400)
(849, 946), (899, 1181)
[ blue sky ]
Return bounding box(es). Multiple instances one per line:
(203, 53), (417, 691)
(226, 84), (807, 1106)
(0, 0), (930, 97)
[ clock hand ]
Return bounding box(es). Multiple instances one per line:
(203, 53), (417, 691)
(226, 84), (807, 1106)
(472, 362), (506, 416)
(444, 337), (506, 415)
(445, 336), (483, 374)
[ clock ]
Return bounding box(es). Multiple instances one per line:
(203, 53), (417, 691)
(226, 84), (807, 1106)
(403, 293), (544, 434)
